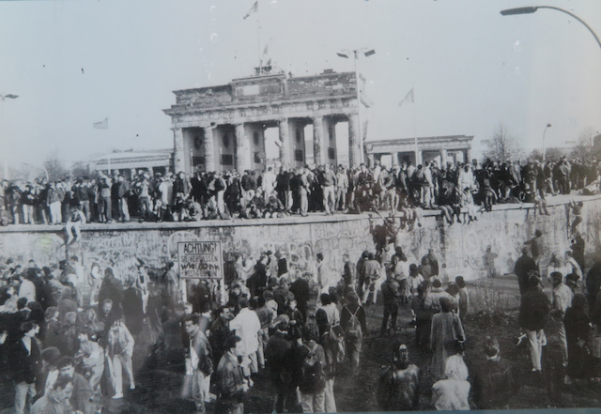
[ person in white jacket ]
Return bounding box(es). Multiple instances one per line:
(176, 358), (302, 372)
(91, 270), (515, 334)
(229, 296), (261, 377)
(106, 315), (135, 399)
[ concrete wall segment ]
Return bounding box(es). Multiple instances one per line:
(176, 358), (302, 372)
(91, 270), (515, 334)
(0, 196), (599, 286)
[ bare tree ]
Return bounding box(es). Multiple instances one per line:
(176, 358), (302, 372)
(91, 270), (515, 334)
(571, 127), (596, 163)
(528, 147), (563, 163)
(483, 124), (523, 163)
(44, 152), (68, 182)
(71, 162), (90, 178)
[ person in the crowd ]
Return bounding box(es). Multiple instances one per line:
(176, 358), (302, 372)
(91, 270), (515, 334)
(210, 306), (233, 367)
(430, 296), (465, 380)
(74, 327), (104, 393)
(586, 256), (601, 309)
(31, 376), (74, 414)
(106, 313), (135, 399)
(455, 276), (469, 321)
(377, 342), (420, 411)
(215, 335), (249, 414)
(362, 253), (381, 305)
(56, 356), (94, 414)
(340, 291), (367, 374)
(564, 293), (595, 384)
(229, 296), (261, 376)
(265, 315), (296, 413)
(519, 274), (550, 373)
(550, 271), (573, 369)
(12, 321), (41, 414)
(515, 246), (538, 295)
(431, 355), (470, 411)
(380, 271), (400, 336)
(182, 313), (214, 414)
(298, 322), (327, 414)
(472, 336), (519, 410)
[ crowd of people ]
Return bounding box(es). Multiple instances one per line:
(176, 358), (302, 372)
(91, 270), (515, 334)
(1, 220), (600, 414)
(1, 155), (599, 228)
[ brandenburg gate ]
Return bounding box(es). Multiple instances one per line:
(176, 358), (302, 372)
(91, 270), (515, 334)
(163, 70), (361, 174)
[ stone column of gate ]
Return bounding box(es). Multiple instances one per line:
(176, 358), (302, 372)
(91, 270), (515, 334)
(172, 127), (185, 172)
(440, 149), (447, 166)
(235, 123), (251, 172)
(278, 118), (290, 167)
(312, 116), (324, 166)
(347, 113), (362, 167)
(203, 126), (216, 172)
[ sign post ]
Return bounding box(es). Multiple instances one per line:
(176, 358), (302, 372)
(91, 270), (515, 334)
(178, 241), (223, 279)
(178, 241), (225, 305)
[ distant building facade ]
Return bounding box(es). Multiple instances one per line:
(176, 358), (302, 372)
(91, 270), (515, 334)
(163, 70), (362, 174)
(365, 135), (474, 167)
(89, 149), (173, 178)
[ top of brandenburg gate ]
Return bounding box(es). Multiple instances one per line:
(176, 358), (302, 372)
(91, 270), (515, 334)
(163, 69), (358, 119)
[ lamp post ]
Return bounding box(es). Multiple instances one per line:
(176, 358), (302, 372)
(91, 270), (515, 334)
(1, 94), (19, 180)
(500, 6), (601, 51)
(337, 48), (375, 166)
(542, 123), (552, 162)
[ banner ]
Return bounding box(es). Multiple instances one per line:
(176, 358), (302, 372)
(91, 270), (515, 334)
(178, 241), (223, 279)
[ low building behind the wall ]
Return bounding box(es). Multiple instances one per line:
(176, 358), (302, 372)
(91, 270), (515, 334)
(89, 149), (173, 179)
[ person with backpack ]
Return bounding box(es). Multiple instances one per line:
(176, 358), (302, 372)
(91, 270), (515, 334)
(316, 293), (341, 413)
(340, 291), (367, 374)
(298, 323), (327, 413)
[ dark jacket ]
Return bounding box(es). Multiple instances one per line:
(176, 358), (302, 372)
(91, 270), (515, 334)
(10, 337), (41, 384)
(519, 288), (550, 331)
(472, 357), (519, 409)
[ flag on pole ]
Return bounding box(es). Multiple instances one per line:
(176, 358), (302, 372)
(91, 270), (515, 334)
(398, 88), (414, 107)
(243, 1), (258, 19)
(93, 118), (108, 129)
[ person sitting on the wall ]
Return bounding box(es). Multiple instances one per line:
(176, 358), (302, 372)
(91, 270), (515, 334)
(65, 206), (86, 245)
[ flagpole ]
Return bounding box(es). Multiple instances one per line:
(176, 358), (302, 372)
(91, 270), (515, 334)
(257, 2), (261, 74)
(413, 100), (418, 166)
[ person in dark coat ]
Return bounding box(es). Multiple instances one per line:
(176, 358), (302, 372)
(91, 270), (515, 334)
(571, 232), (586, 274)
(377, 343), (420, 412)
(515, 246), (538, 295)
(265, 316), (295, 413)
(519, 275), (550, 372)
(586, 258), (601, 309)
(289, 273), (310, 321)
(210, 306), (233, 367)
(472, 336), (519, 409)
(11, 321), (41, 414)
(564, 293), (594, 383)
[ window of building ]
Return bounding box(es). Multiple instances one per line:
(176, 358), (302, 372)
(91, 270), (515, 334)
(253, 132), (260, 146)
(328, 147), (336, 160)
(296, 128), (302, 143)
(295, 150), (304, 162)
(222, 134), (230, 148)
(192, 156), (205, 167)
(221, 154), (233, 165)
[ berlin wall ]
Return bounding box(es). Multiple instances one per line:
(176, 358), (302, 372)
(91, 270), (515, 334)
(0, 196), (600, 283)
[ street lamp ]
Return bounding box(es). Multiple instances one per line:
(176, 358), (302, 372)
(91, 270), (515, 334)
(500, 6), (601, 51)
(0, 94), (19, 180)
(337, 48), (375, 166)
(542, 123), (552, 162)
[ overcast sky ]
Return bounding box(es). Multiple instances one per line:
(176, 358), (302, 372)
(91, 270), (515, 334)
(1, 0), (600, 169)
